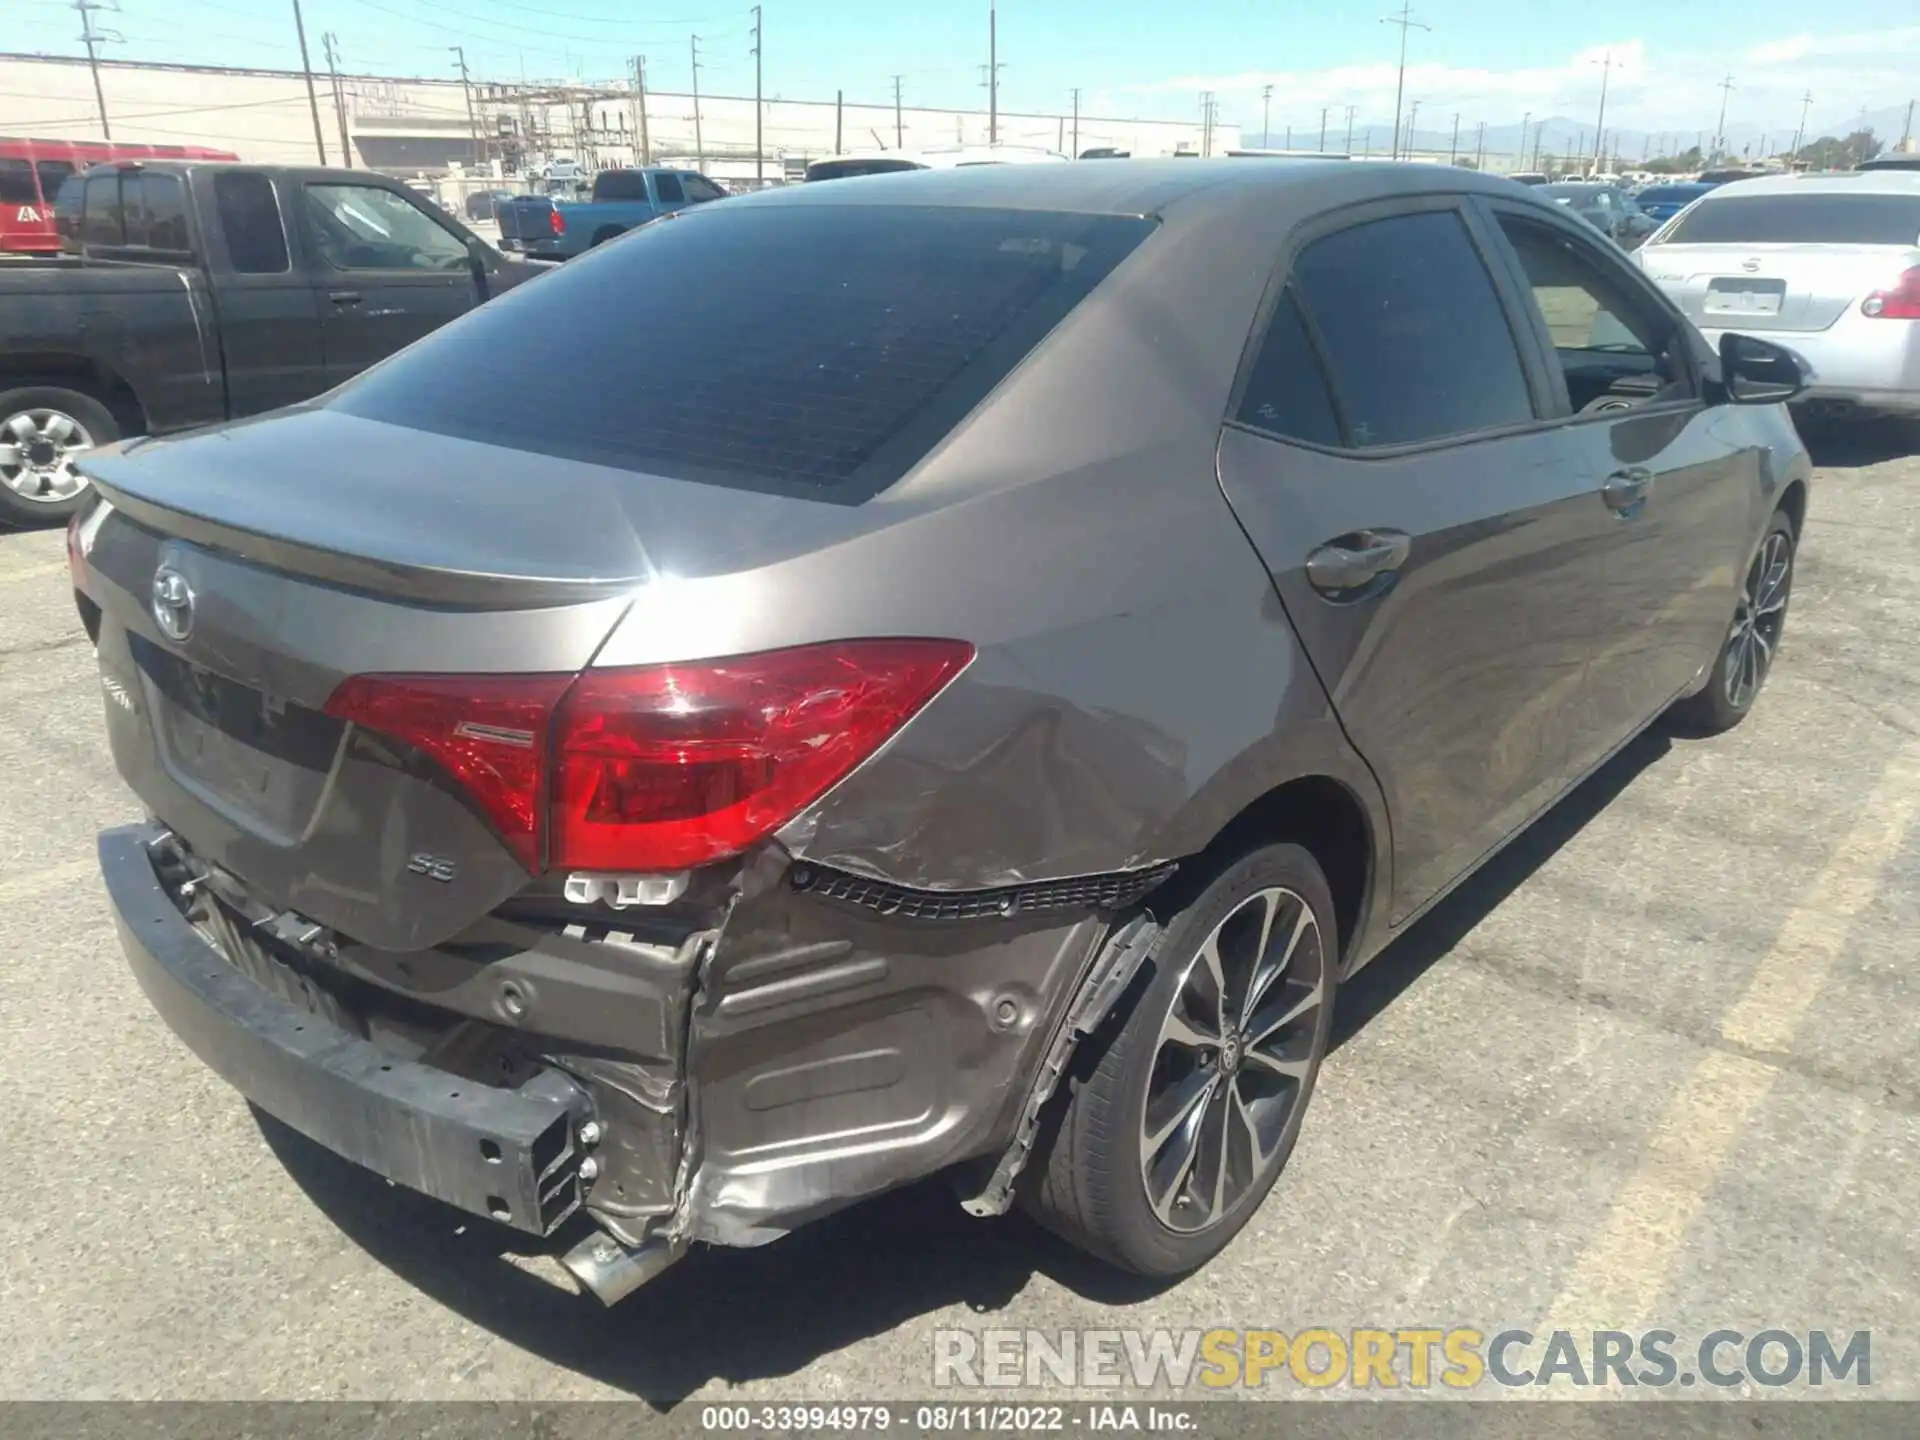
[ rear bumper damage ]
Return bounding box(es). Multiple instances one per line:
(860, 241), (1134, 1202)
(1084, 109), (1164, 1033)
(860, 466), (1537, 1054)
(101, 822), (1151, 1303)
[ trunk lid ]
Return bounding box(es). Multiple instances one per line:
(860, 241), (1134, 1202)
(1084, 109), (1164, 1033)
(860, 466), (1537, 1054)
(1644, 242), (1920, 334)
(75, 408), (870, 950)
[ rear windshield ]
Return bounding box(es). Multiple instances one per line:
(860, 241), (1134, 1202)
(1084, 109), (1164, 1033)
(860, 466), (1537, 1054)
(1667, 193), (1920, 245)
(805, 158), (927, 182)
(333, 203), (1153, 502)
(1637, 185), (1706, 204)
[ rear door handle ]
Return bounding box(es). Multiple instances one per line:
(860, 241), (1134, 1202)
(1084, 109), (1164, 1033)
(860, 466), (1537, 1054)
(328, 290), (363, 307)
(1305, 528), (1412, 597)
(1603, 466), (1654, 516)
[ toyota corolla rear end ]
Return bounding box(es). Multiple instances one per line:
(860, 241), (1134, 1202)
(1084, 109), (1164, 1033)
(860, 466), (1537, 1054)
(1638, 177), (1920, 418)
(69, 177), (1240, 1300)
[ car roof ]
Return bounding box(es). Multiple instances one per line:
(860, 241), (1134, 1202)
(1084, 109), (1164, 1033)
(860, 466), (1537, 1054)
(1703, 170), (1920, 199)
(717, 156), (1534, 223)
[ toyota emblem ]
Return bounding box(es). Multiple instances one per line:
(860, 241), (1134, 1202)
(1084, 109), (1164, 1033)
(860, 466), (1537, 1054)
(151, 566), (195, 642)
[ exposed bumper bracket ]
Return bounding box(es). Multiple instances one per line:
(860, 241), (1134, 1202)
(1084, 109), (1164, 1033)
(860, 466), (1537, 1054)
(100, 823), (593, 1237)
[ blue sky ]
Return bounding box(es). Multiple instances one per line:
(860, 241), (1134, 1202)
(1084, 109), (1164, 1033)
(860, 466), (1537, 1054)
(11, 0), (1920, 140)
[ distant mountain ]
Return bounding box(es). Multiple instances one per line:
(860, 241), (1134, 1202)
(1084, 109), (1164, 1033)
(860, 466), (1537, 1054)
(1272, 102), (1916, 167)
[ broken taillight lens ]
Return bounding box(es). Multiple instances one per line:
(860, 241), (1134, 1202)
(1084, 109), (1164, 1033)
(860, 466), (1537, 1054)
(323, 640), (972, 875)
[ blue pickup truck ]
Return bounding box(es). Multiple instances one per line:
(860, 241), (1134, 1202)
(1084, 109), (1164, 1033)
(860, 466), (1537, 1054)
(494, 167), (728, 260)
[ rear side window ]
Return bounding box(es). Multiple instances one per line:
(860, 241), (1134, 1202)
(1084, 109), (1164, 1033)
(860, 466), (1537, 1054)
(213, 171), (291, 274)
(123, 173), (191, 253)
(1235, 289), (1342, 446)
(1668, 194), (1920, 245)
(1292, 209), (1534, 447)
(0, 159), (34, 205)
(592, 170), (650, 202)
(334, 204), (1154, 501)
(654, 172), (686, 204)
(80, 174), (123, 248)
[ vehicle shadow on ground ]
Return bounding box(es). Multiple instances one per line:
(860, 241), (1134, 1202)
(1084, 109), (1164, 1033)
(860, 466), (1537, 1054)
(1799, 418), (1919, 469)
(263, 727), (1678, 1406)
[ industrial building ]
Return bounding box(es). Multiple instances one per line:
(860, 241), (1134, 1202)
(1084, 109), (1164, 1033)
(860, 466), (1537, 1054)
(2, 53), (1231, 198)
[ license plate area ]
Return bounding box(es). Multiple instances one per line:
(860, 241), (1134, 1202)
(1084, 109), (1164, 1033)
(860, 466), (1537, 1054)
(131, 634), (343, 840)
(1705, 278), (1786, 316)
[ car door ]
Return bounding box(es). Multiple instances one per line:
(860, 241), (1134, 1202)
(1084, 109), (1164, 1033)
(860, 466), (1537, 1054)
(1216, 198), (1619, 923)
(299, 178), (481, 383)
(200, 169), (329, 418)
(1475, 197), (1753, 769)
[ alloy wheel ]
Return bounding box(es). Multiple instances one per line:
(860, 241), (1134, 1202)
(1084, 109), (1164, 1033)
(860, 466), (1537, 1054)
(0, 408), (95, 504)
(1723, 528), (1793, 710)
(1138, 885), (1328, 1234)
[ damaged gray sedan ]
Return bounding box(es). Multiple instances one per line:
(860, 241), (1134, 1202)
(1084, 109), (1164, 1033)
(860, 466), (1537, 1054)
(75, 158), (1809, 1301)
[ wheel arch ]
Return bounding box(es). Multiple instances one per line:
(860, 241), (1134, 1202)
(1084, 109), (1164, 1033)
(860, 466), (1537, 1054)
(1776, 476), (1807, 538)
(0, 354), (149, 438)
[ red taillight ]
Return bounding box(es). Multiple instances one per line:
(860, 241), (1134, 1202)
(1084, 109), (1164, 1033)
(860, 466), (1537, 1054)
(549, 207), (566, 236)
(1863, 266), (1920, 319)
(324, 672), (574, 871)
(323, 640), (972, 875)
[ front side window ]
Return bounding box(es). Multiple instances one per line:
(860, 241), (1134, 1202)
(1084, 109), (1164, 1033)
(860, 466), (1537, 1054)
(654, 172), (687, 204)
(683, 175), (727, 203)
(214, 170), (291, 274)
(304, 183), (470, 271)
(34, 160), (75, 206)
(1291, 209), (1534, 447)
(1495, 215), (1691, 412)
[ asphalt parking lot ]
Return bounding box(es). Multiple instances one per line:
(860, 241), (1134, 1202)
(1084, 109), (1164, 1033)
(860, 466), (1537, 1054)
(2, 426), (1917, 1405)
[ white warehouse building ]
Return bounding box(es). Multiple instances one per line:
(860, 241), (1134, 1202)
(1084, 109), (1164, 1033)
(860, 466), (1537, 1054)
(2, 54), (1233, 193)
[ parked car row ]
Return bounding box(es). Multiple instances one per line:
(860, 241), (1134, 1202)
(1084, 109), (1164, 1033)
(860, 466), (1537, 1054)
(0, 161), (531, 525)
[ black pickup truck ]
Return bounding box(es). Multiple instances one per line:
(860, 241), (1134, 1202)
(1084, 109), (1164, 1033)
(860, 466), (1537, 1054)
(0, 161), (531, 525)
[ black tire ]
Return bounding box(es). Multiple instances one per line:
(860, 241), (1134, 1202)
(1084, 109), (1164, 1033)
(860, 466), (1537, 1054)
(1668, 508), (1796, 735)
(1024, 842), (1338, 1276)
(0, 382), (118, 528)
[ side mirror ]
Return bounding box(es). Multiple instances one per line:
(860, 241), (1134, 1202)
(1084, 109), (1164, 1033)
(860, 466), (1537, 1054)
(466, 236), (491, 302)
(1717, 332), (1805, 405)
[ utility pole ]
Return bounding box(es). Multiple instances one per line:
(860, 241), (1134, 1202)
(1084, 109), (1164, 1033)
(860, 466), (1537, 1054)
(1362, 126), (1372, 157)
(835, 89), (843, 154)
(450, 45), (479, 170)
(1449, 111), (1458, 164)
(1380, 2), (1429, 160)
(1713, 73), (1735, 162)
(323, 32), (351, 168)
(1319, 107), (1328, 150)
(292, 0), (329, 164)
(1591, 49), (1613, 176)
(632, 55), (651, 164)
(74, 0), (116, 139)
(894, 76), (905, 149)
(1344, 104), (1357, 156)
(1901, 98), (1914, 149)
(1406, 98), (1420, 156)
(988, 1), (999, 144)
(1261, 83), (1273, 148)
(750, 7), (763, 183)
(1475, 119), (1486, 169)
(1789, 92), (1811, 163)
(690, 34), (704, 168)
(1519, 109), (1530, 171)
(1070, 86), (1079, 157)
